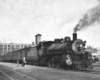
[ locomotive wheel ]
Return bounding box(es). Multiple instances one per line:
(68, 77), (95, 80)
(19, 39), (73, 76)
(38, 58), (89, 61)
(56, 63), (60, 68)
(47, 62), (55, 67)
(47, 62), (52, 67)
(51, 62), (55, 68)
(71, 63), (79, 70)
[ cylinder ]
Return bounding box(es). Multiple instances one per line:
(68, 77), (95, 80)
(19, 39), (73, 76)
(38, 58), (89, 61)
(73, 33), (77, 41)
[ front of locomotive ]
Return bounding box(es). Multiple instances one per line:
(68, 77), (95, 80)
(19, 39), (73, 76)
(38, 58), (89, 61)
(71, 33), (93, 70)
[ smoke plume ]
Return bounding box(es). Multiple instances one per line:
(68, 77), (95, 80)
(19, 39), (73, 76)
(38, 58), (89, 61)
(74, 0), (100, 32)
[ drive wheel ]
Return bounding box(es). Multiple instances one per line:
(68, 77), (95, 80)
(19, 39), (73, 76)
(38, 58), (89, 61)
(56, 63), (60, 68)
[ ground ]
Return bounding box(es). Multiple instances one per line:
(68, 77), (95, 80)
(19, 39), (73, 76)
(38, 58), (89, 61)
(0, 62), (100, 80)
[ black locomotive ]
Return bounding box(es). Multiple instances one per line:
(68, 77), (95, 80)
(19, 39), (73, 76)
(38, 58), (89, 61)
(2, 33), (93, 70)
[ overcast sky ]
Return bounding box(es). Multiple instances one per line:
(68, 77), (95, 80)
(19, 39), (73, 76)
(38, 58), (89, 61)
(0, 0), (100, 48)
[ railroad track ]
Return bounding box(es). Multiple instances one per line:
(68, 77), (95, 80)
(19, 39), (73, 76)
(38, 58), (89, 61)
(0, 70), (13, 80)
(0, 65), (36, 80)
(45, 64), (100, 76)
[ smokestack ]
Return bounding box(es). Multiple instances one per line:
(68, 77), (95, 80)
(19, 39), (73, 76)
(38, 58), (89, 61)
(35, 34), (42, 44)
(73, 33), (77, 41)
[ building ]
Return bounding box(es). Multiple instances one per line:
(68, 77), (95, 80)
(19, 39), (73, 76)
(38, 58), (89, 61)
(86, 46), (97, 53)
(0, 33), (42, 55)
(0, 43), (32, 55)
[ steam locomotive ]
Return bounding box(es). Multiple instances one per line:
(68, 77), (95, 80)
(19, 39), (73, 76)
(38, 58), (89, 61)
(2, 33), (93, 70)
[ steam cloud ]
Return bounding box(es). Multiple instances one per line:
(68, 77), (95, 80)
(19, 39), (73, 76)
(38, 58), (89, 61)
(74, 0), (100, 33)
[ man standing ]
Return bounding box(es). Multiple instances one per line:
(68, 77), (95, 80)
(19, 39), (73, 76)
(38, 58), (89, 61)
(22, 57), (26, 67)
(17, 58), (19, 67)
